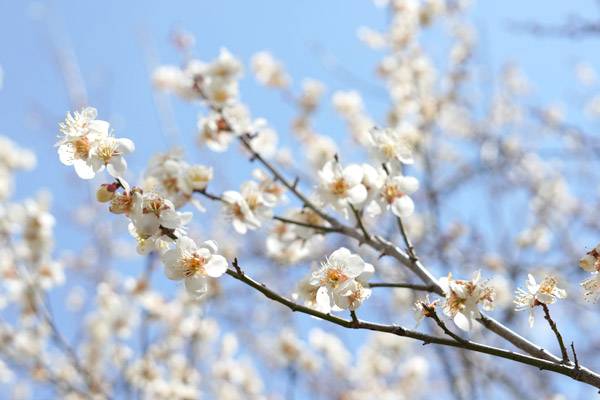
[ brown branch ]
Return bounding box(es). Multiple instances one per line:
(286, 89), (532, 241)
(225, 259), (600, 389)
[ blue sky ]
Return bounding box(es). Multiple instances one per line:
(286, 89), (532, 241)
(2, 0), (600, 398)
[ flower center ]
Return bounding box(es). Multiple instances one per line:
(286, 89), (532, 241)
(383, 185), (404, 204)
(445, 292), (465, 316)
(382, 143), (397, 158)
(320, 262), (349, 288)
(330, 179), (348, 196)
(213, 89), (229, 103)
(232, 202), (245, 219)
(73, 137), (91, 159)
(245, 193), (259, 210)
(96, 139), (120, 162)
(180, 252), (207, 278)
(110, 192), (133, 215)
(163, 176), (179, 192)
(143, 196), (167, 216)
(539, 276), (558, 295)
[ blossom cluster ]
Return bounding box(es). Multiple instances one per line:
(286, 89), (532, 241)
(316, 156), (418, 221)
(58, 108), (229, 299)
(294, 247), (374, 313)
(56, 107), (134, 179)
(14, 1), (600, 397)
(141, 147), (213, 211)
(438, 270), (495, 331)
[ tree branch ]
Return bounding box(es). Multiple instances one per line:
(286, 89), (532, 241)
(225, 259), (600, 389)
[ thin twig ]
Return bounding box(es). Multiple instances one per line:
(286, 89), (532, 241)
(195, 188), (224, 201)
(541, 304), (570, 363)
(368, 282), (437, 292)
(571, 342), (579, 369)
(397, 216), (418, 261)
(273, 216), (338, 233)
(350, 204), (370, 241)
(423, 304), (467, 344)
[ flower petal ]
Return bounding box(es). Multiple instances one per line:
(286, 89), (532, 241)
(204, 255), (228, 278)
(391, 195), (414, 217)
(185, 275), (208, 298)
(74, 160), (96, 179)
(117, 138), (135, 155)
(454, 311), (473, 331)
(199, 240), (218, 254)
(107, 156), (127, 178)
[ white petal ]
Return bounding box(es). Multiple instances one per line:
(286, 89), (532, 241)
(117, 138), (135, 155)
(160, 209), (181, 229)
(330, 247), (351, 261)
(86, 119), (109, 135)
(357, 263), (375, 283)
(454, 311), (473, 331)
(179, 211), (193, 226)
(554, 288), (567, 299)
(316, 286), (333, 313)
(343, 255), (366, 278)
(190, 197), (206, 212)
(400, 176), (419, 194)
(232, 218), (248, 234)
(74, 160), (96, 179)
(83, 107), (98, 120)
(137, 238), (155, 255)
(334, 279), (357, 297)
(58, 145), (75, 165)
(176, 236), (197, 251)
(346, 184), (367, 204)
(185, 275), (208, 298)
(164, 263), (185, 281)
(199, 240), (218, 254)
(580, 254), (597, 272)
(342, 164), (364, 186)
(528, 309), (535, 327)
(204, 255), (228, 277)
(526, 275), (537, 292)
(366, 199), (383, 217)
(391, 196), (414, 217)
(536, 292), (556, 304)
(107, 156), (127, 178)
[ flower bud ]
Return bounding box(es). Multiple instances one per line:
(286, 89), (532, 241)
(97, 184), (116, 203)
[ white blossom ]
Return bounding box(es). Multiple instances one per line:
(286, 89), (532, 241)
(367, 173), (419, 218)
(514, 274), (566, 327)
(296, 247), (370, 313)
(316, 160), (367, 219)
(162, 237), (228, 298)
(369, 126), (414, 165)
(439, 270), (495, 331)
